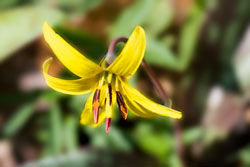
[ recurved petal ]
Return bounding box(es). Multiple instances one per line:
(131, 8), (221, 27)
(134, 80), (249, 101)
(119, 78), (182, 119)
(107, 26), (146, 77)
(123, 93), (156, 117)
(118, 79), (156, 117)
(43, 22), (103, 78)
(43, 58), (102, 95)
(80, 85), (107, 127)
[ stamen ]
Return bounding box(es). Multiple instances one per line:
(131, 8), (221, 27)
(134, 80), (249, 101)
(92, 89), (100, 124)
(116, 91), (128, 120)
(105, 118), (111, 133)
(108, 83), (112, 105)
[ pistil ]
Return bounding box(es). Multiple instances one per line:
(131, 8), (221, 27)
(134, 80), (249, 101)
(105, 118), (111, 132)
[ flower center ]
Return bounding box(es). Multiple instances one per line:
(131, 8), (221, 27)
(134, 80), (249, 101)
(92, 72), (127, 132)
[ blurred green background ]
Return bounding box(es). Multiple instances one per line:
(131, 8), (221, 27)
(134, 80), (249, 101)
(0, 0), (250, 167)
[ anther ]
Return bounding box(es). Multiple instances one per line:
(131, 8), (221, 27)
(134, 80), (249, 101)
(116, 91), (128, 120)
(108, 83), (112, 105)
(105, 118), (111, 133)
(92, 89), (100, 124)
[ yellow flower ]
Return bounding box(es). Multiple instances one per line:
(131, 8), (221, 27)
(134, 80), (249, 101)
(42, 22), (182, 132)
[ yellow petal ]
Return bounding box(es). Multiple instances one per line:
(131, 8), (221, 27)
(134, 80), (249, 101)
(118, 79), (156, 117)
(43, 58), (102, 95)
(107, 26), (146, 77)
(123, 94), (156, 117)
(80, 85), (107, 127)
(119, 78), (182, 119)
(43, 22), (103, 78)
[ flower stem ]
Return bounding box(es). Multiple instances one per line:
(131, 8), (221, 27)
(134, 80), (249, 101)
(106, 37), (128, 66)
(107, 37), (128, 55)
(141, 60), (169, 103)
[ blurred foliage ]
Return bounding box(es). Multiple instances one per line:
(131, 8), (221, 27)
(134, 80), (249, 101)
(0, 6), (64, 61)
(239, 145), (250, 167)
(22, 151), (98, 167)
(110, 0), (204, 71)
(0, 0), (102, 12)
(1, 102), (35, 138)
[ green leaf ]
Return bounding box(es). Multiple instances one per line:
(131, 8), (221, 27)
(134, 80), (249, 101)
(1, 102), (35, 138)
(85, 125), (131, 152)
(69, 94), (90, 115)
(134, 123), (174, 161)
(177, 3), (204, 71)
(110, 0), (154, 39)
(106, 127), (132, 152)
(0, 6), (64, 62)
(145, 36), (178, 69)
(143, 0), (174, 36)
(183, 126), (203, 145)
(168, 153), (182, 167)
(239, 145), (250, 166)
(64, 115), (78, 152)
(23, 151), (95, 167)
(57, 0), (102, 14)
(0, 0), (21, 9)
(49, 102), (63, 155)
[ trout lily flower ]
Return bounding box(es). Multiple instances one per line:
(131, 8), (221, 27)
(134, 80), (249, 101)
(42, 22), (182, 132)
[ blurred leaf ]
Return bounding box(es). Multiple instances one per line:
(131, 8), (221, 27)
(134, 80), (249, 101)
(1, 102), (35, 137)
(221, 0), (250, 64)
(49, 102), (63, 155)
(205, 0), (218, 10)
(69, 94), (89, 115)
(23, 151), (95, 167)
(86, 126), (109, 149)
(0, 0), (21, 9)
(134, 122), (174, 161)
(40, 90), (64, 107)
(183, 126), (203, 145)
(239, 145), (250, 166)
(194, 71), (211, 110)
(234, 48), (250, 92)
(0, 91), (41, 105)
(64, 115), (78, 152)
(221, 0), (250, 90)
(168, 153), (182, 167)
(110, 0), (154, 39)
(233, 25), (250, 93)
(106, 127), (132, 152)
(86, 125), (131, 152)
(143, 0), (174, 36)
(161, 35), (176, 48)
(58, 0), (102, 14)
(0, 6), (64, 62)
(178, 2), (204, 71)
(202, 127), (225, 146)
(145, 36), (177, 69)
(207, 23), (220, 44)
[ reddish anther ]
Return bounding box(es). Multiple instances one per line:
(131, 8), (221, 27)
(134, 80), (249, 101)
(105, 118), (111, 133)
(92, 89), (100, 124)
(108, 84), (112, 105)
(116, 91), (128, 120)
